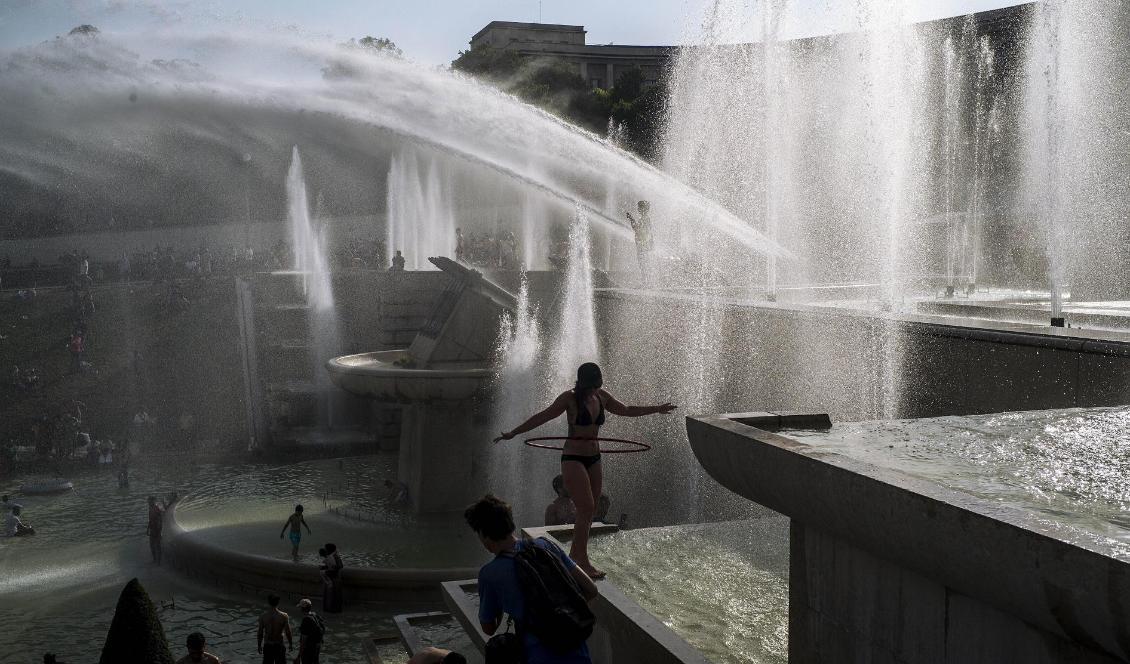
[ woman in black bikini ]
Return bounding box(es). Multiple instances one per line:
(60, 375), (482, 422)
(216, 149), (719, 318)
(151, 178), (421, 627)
(494, 362), (676, 578)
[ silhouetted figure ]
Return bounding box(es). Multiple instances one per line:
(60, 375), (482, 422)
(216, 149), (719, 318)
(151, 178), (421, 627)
(295, 599), (325, 664)
(495, 362), (675, 579)
(544, 475), (576, 526)
(321, 543), (344, 613)
(390, 250), (406, 272)
(257, 594), (293, 664)
(147, 496), (165, 564)
(177, 631), (222, 664)
(624, 200), (654, 274)
(280, 505), (311, 561)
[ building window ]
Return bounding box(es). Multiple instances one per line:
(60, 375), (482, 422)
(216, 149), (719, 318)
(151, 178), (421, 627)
(590, 78), (604, 89)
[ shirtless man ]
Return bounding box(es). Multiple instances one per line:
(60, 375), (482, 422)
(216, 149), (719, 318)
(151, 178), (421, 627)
(257, 594), (293, 664)
(176, 632), (222, 664)
(279, 504), (311, 562)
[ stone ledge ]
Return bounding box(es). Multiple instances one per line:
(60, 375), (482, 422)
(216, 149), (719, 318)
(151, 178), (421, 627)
(687, 412), (1130, 662)
(165, 502), (478, 603)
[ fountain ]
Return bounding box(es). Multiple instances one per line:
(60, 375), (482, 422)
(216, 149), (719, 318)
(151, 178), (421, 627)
(326, 257), (516, 513)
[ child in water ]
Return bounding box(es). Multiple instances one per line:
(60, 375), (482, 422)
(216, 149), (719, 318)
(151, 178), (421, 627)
(279, 504), (311, 562)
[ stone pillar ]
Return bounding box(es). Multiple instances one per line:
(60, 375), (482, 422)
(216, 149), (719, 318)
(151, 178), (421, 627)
(605, 62), (614, 89)
(398, 402), (483, 513)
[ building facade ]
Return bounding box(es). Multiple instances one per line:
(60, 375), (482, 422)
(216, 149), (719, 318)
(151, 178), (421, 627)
(469, 21), (673, 89)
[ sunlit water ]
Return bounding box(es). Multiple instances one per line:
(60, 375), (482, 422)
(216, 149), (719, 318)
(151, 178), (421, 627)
(0, 460), (420, 663)
(589, 519), (789, 664)
(176, 456), (486, 568)
(786, 406), (1130, 552)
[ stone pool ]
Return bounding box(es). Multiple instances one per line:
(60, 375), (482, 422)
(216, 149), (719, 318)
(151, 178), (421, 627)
(589, 518), (789, 664)
(175, 456), (486, 568)
(0, 455), (467, 663)
(785, 405), (1130, 550)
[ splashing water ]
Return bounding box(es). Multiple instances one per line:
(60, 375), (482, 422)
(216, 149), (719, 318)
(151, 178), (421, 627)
(286, 146), (342, 424)
(553, 207), (599, 384)
(0, 31), (786, 262)
(385, 149), (456, 270)
(286, 146), (335, 311)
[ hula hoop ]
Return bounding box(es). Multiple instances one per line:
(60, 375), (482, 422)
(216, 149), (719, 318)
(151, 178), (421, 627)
(523, 437), (651, 453)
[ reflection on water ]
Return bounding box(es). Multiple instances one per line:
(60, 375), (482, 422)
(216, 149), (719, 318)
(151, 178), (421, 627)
(590, 519), (789, 664)
(0, 455), (450, 663)
(175, 456), (487, 568)
(787, 406), (1130, 550)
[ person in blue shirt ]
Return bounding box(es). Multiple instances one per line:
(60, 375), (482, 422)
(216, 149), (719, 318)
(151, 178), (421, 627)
(465, 495), (599, 664)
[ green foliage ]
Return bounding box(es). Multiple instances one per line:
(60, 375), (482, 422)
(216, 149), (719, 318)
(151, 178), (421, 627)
(100, 578), (174, 664)
(451, 46), (666, 161)
(68, 25), (100, 37)
(353, 36), (403, 58)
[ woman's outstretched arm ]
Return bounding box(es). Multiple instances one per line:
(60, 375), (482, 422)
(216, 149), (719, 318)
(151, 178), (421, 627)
(602, 390), (677, 417)
(494, 392), (571, 442)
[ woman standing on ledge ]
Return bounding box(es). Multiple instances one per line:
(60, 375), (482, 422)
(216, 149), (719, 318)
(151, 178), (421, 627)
(494, 362), (676, 579)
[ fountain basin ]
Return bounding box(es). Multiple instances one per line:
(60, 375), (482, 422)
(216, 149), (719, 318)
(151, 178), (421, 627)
(326, 350), (489, 402)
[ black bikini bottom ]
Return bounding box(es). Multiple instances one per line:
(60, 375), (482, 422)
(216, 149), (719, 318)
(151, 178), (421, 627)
(561, 453), (602, 469)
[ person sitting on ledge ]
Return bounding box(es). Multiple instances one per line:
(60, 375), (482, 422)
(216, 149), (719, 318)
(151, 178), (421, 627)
(544, 475), (577, 526)
(495, 362), (675, 579)
(177, 631), (222, 664)
(390, 250), (406, 272)
(407, 647), (467, 664)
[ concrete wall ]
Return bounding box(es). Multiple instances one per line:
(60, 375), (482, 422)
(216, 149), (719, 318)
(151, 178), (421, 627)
(597, 289), (1130, 423)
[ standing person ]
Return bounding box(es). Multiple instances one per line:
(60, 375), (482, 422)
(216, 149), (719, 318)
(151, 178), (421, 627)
(257, 594), (293, 664)
(455, 228), (466, 263)
(294, 598), (325, 664)
(494, 362), (675, 579)
(176, 632), (222, 664)
(67, 331), (84, 374)
(279, 505), (311, 562)
(466, 495), (598, 664)
(624, 200), (654, 274)
(321, 543), (344, 613)
(147, 495), (165, 565)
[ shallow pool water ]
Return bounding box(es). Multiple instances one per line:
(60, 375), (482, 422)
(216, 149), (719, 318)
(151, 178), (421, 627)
(0, 455), (467, 663)
(590, 518), (789, 664)
(785, 406), (1130, 551)
(175, 456), (487, 568)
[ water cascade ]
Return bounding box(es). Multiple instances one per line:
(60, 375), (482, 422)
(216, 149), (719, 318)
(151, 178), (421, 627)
(286, 146), (342, 425)
(553, 207), (599, 383)
(385, 149), (456, 270)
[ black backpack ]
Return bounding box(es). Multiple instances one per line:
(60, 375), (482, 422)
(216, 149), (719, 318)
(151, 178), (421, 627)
(304, 613), (326, 646)
(504, 537), (595, 653)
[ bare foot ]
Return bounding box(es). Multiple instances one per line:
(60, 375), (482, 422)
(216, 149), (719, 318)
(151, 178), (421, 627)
(579, 562), (606, 580)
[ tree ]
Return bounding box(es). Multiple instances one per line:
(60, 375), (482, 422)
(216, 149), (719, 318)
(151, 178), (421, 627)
(68, 25), (100, 37)
(353, 35), (403, 58)
(99, 578), (174, 664)
(451, 47), (667, 162)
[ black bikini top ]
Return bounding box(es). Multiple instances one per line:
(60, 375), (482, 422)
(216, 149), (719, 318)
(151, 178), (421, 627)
(574, 390), (605, 427)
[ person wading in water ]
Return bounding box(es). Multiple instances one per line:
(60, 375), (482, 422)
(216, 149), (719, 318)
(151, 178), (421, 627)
(494, 362), (675, 578)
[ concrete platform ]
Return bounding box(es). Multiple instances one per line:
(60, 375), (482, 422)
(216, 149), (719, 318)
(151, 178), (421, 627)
(687, 412), (1130, 664)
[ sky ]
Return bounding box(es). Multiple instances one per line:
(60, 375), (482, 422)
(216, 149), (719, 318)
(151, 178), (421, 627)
(0, 0), (1029, 66)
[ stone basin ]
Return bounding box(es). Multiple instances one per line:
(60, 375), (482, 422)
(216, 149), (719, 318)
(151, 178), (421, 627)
(325, 350), (490, 402)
